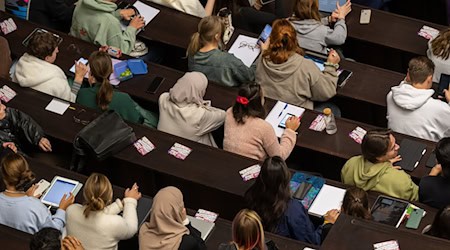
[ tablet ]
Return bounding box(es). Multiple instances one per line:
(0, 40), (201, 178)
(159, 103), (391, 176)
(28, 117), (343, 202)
(41, 176), (82, 207)
(370, 195), (409, 228)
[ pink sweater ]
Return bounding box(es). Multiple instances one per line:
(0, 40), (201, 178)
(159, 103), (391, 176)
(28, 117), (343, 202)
(223, 108), (297, 161)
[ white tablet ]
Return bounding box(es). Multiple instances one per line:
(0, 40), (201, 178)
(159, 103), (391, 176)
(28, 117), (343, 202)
(40, 176), (82, 207)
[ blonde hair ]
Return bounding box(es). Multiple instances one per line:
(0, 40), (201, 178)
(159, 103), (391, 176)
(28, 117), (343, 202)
(293, 0), (321, 22)
(83, 173), (113, 217)
(187, 16), (224, 57)
(1, 153), (34, 191)
(431, 29), (450, 60)
(231, 209), (265, 250)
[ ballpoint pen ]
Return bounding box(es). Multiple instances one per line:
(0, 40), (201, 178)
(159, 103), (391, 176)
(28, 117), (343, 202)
(278, 103), (288, 117)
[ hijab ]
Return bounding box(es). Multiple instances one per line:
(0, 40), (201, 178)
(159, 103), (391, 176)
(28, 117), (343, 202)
(169, 72), (208, 107)
(139, 186), (189, 250)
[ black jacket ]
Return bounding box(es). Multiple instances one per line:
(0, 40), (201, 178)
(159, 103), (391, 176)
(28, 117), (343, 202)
(29, 0), (75, 32)
(0, 108), (45, 151)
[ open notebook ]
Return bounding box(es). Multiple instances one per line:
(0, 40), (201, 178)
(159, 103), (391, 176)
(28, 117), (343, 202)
(308, 184), (346, 217)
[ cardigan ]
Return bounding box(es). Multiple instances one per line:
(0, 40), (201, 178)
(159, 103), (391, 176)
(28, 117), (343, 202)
(223, 108), (296, 161)
(66, 198), (138, 250)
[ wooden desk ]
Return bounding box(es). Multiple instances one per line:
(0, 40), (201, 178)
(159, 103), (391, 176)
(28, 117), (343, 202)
(321, 214), (450, 249)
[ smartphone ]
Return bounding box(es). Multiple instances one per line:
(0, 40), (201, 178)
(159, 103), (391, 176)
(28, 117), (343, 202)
(360, 9), (372, 24)
(278, 113), (294, 129)
(33, 179), (51, 197)
(337, 69), (353, 88)
(405, 208), (425, 229)
(146, 76), (164, 94)
(258, 24), (272, 43)
(437, 74), (450, 97)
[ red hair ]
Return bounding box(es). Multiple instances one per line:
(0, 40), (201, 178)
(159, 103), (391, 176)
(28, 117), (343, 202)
(262, 19), (303, 64)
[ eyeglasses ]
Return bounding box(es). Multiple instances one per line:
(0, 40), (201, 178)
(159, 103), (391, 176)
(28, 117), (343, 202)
(238, 41), (257, 52)
(73, 109), (93, 125)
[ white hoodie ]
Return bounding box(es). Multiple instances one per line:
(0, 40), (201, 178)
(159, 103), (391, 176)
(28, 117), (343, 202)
(13, 53), (76, 102)
(387, 81), (450, 142)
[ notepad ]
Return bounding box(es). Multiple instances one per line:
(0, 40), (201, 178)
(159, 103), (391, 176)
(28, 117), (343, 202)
(120, 1), (160, 32)
(228, 35), (260, 67)
(45, 98), (70, 115)
(308, 184), (346, 217)
(397, 139), (427, 171)
(265, 101), (305, 137)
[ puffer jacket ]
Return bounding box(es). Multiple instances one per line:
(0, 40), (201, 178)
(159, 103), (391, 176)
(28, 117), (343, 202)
(0, 108), (45, 150)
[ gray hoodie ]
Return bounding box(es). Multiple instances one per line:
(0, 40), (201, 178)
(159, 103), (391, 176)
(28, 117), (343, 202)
(290, 17), (347, 54)
(256, 53), (338, 110)
(387, 81), (450, 142)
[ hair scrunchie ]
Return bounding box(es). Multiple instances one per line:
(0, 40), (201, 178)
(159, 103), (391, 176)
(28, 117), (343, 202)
(236, 96), (249, 105)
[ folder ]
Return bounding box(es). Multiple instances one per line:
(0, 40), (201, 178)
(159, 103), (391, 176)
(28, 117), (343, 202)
(397, 139), (427, 171)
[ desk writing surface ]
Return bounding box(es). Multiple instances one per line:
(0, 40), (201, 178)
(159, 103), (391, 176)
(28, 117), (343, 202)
(321, 214), (450, 250)
(346, 4), (447, 56)
(0, 224), (30, 250)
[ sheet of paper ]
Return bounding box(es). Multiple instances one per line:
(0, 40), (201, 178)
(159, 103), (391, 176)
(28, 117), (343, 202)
(264, 101), (305, 138)
(121, 1), (160, 31)
(69, 58), (88, 77)
(45, 98), (70, 115)
(308, 184), (346, 217)
(228, 35), (260, 67)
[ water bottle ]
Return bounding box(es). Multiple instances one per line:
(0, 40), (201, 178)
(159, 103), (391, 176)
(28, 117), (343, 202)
(323, 108), (337, 135)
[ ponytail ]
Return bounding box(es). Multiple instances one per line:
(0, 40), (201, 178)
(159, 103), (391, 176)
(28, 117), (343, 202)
(342, 187), (371, 220)
(187, 32), (201, 57)
(186, 16), (224, 57)
(96, 78), (113, 110)
(262, 19), (303, 64)
(1, 153), (35, 191)
(82, 173), (113, 218)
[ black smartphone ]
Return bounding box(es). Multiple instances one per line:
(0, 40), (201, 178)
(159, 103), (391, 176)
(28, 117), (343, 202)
(337, 69), (353, 88)
(146, 76), (164, 94)
(438, 74), (450, 97)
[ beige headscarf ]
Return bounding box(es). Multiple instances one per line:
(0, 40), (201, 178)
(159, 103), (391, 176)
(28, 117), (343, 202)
(169, 72), (208, 107)
(139, 186), (189, 250)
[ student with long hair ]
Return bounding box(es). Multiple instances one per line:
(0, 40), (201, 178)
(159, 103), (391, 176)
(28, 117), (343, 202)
(158, 72), (225, 147)
(420, 137), (450, 209)
(341, 129), (419, 201)
(0, 153), (73, 234)
(187, 16), (255, 87)
(76, 51), (158, 128)
(66, 173), (141, 250)
(290, 0), (351, 54)
(223, 83), (299, 161)
(219, 209), (265, 250)
(256, 19), (340, 110)
(424, 205), (450, 240)
(139, 186), (206, 250)
(427, 28), (450, 83)
(245, 156), (338, 245)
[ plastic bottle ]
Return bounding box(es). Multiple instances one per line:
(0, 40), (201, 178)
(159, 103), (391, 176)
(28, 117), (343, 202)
(323, 108), (337, 135)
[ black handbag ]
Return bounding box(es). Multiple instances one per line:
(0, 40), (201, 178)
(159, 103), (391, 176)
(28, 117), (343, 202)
(70, 110), (136, 172)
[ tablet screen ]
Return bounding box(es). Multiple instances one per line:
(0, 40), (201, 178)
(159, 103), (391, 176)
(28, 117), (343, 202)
(304, 55), (325, 71)
(371, 196), (408, 227)
(42, 179), (76, 205)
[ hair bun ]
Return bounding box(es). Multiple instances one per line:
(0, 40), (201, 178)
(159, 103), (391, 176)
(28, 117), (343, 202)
(90, 196), (105, 211)
(16, 169), (35, 190)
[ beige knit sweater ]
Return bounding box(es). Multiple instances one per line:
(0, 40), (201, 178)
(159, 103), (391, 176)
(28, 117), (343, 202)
(223, 108), (297, 161)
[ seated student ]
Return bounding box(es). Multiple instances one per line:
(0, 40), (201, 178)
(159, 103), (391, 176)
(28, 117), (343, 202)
(0, 37), (12, 80)
(66, 173), (141, 250)
(76, 51), (158, 128)
(30, 228), (85, 250)
(223, 83), (299, 161)
(256, 19), (339, 110)
(150, 0), (216, 18)
(419, 137), (450, 209)
(139, 186), (206, 250)
(341, 129), (419, 201)
(0, 100), (52, 153)
(245, 156), (338, 245)
(237, 0), (289, 34)
(13, 32), (88, 102)
(321, 187), (371, 241)
(427, 28), (450, 83)
(70, 0), (145, 55)
(187, 16), (255, 87)
(290, 0), (351, 54)
(158, 72), (225, 147)
(386, 57), (450, 142)
(0, 153), (74, 234)
(423, 205), (450, 240)
(218, 209), (266, 250)
(29, 0), (75, 33)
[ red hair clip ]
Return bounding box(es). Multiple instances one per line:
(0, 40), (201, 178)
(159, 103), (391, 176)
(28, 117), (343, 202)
(236, 96), (249, 105)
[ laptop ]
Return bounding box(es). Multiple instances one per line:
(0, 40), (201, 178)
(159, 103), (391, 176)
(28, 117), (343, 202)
(187, 215), (215, 241)
(137, 196), (153, 227)
(319, 0), (347, 13)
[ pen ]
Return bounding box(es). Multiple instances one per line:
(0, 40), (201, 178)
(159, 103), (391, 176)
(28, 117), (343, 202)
(278, 103), (288, 117)
(69, 106), (76, 110)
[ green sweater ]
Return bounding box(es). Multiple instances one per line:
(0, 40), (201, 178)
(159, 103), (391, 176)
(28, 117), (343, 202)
(341, 156), (419, 201)
(76, 84), (143, 124)
(188, 49), (256, 87)
(70, 0), (137, 54)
